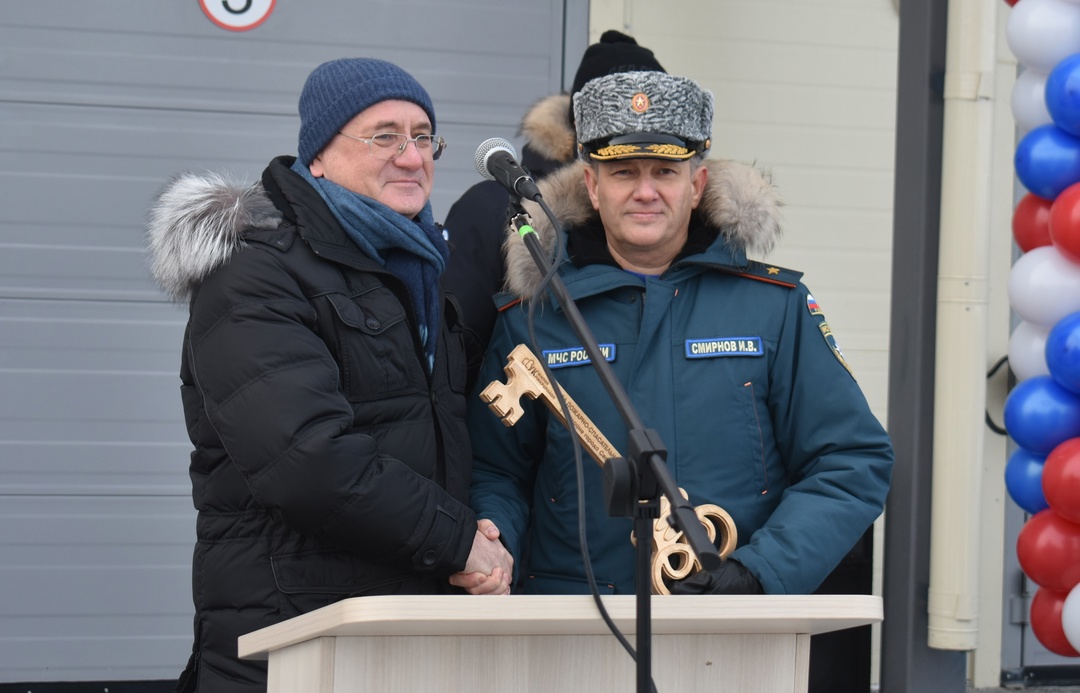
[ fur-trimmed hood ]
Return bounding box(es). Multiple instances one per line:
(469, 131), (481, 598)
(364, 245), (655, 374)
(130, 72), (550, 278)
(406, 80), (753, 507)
(146, 172), (281, 302)
(518, 93), (576, 176)
(503, 159), (783, 298)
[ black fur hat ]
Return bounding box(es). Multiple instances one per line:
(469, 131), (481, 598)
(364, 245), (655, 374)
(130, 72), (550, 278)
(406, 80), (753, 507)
(569, 30), (665, 124)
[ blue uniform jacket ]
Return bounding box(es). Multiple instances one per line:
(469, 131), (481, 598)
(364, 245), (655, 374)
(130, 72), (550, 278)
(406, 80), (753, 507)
(467, 160), (894, 595)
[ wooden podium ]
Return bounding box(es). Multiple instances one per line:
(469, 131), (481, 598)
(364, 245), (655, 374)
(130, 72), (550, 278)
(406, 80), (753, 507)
(238, 594), (881, 692)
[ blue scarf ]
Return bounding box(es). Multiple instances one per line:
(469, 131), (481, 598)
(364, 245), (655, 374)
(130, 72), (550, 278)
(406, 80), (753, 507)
(291, 160), (448, 371)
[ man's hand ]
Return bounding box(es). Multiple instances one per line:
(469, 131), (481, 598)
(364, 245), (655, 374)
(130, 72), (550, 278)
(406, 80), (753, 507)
(448, 519), (514, 595)
(670, 559), (763, 595)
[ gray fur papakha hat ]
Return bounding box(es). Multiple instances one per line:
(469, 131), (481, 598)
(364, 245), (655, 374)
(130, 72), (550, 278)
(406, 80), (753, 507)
(573, 71), (713, 161)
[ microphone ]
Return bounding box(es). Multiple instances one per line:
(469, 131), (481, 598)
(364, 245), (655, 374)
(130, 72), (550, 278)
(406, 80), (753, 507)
(474, 137), (542, 201)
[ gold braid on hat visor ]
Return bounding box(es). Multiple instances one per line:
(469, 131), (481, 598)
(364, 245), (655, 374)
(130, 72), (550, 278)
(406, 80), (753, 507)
(581, 136), (710, 161)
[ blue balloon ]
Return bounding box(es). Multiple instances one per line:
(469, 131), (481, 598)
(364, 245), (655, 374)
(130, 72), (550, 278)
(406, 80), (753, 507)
(1047, 311), (1080, 394)
(1004, 375), (1080, 453)
(1005, 447), (1049, 515)
(1047, 54), (1080, 137)
(1015, 124), (1080, 200)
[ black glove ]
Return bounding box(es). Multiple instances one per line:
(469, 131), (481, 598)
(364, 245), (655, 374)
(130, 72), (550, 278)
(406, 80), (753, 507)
(670, 559), (764, 595)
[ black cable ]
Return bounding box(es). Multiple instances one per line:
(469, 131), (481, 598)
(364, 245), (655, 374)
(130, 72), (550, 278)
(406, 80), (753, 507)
(986, 355), (1008, 436)
(513, 205), (656, 692)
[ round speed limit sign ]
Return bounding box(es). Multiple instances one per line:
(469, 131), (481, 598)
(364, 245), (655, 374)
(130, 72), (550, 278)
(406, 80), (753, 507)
(199, 0), (276, 32)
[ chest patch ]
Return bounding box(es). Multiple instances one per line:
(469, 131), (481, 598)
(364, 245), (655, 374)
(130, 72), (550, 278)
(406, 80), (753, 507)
(685, 337), (764, 358)
(542, 344), (616, 369)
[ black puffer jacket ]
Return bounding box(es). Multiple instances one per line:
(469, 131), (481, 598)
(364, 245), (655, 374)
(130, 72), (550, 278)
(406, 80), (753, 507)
(147, 156), (476, 692)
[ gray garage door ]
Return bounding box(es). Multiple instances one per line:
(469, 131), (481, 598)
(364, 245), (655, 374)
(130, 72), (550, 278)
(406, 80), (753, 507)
(0, 1), (585, 683)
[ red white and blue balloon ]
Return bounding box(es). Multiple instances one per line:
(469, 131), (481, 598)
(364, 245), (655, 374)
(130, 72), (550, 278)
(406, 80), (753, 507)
(1005, 0), (1080, 658)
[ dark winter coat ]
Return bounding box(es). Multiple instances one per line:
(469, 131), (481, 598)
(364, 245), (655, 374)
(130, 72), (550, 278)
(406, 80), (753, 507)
(468, 158), (894, 596)
(147, 156), (476, 692)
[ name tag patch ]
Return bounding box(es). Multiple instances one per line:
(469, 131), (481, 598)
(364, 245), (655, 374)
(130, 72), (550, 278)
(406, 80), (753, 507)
(543, 344), (616, 369)
(685, 337), (763, 358)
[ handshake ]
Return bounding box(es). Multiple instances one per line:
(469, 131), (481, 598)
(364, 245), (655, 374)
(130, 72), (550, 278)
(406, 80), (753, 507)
(448, 519), (515, 595)
(447, 518), (763, 597)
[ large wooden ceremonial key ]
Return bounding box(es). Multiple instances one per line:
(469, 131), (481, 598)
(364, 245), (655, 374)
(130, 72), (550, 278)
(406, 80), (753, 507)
(480, 344), (621, 466)
(480, 344), (738, 594)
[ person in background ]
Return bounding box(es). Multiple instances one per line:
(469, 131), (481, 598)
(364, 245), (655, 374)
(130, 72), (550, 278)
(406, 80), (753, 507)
(147, 57), (512, 693)
(442, 30), (664, 386)
(458, 68), (894, 692)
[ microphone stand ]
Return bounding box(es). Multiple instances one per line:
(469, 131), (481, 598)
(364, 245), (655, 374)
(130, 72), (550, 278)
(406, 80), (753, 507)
(509, 198), (722, 693)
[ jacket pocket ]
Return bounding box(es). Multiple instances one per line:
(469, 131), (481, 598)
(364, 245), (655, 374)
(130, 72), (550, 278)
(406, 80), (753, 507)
(524, 571), (618, 595)
(441, 291), (470, 395)
(324, 291), (423, 400)
(270, 549), (415, 613)
(736, 380), (770, 495)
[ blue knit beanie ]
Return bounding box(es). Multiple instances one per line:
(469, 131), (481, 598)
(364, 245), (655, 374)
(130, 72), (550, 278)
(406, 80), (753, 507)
(297, 58), (436, 165)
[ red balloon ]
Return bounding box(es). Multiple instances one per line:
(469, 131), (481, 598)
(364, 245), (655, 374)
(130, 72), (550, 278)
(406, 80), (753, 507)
(1045, 438), (1080, 523)
(1015, 192), (1053, 253)
(1005, 0), (1019, 5)
(1017, 509), (1080, 592)
(1050, 182), (1080, 264)
(1031, 587), (1080, 657)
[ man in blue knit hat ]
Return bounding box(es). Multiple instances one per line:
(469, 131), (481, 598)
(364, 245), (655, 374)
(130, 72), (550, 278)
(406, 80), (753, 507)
(147, 57), (513, 693)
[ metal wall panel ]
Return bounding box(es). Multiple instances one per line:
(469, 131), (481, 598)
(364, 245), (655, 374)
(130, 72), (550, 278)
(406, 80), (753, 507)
(0, 298), (190, 494)
(0, 496), (195, 681)
(0, 0), (583, 683)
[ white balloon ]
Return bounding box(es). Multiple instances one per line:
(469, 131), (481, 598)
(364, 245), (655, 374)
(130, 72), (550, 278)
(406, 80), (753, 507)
(1008, 246), (1080, 327)
(1063, 583), (1080, 653)
(1009, 320), (1052, 381)
(1013, 68), (1053, 133)
(1007, 0), (1080, 72)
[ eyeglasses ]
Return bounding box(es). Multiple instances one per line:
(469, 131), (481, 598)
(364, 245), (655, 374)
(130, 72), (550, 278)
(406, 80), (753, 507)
(337, 131), (446, 161)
